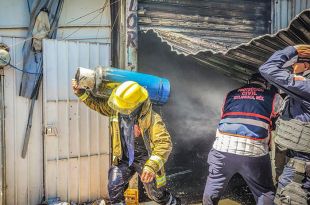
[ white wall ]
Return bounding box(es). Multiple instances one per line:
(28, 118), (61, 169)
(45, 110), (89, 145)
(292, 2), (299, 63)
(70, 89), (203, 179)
(0, 0), (111, 43)
(0, 0), (30, 37)
(57, 0), (111, 43)
(0, 36), (43, 205)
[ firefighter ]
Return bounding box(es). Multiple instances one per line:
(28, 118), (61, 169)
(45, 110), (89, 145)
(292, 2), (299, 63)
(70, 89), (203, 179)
(259, 45), (310, 205)
(72, 80), (180, 205)
(203, 73), (281, 205)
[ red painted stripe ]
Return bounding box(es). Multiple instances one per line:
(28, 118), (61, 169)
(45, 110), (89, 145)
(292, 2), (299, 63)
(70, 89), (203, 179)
(222, 112), (271, 123)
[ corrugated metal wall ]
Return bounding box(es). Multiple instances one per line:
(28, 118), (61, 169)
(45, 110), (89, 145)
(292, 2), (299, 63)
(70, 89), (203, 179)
(0, 36), (43, 205)
(272, 0), (310, 32)
(43, 39), (110, 203)
(0, 0), (112, 204)
(0, 38), (112, 205)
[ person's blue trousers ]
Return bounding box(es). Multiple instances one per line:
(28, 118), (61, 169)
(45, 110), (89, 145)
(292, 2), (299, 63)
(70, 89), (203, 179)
(203, 149), (275, 205)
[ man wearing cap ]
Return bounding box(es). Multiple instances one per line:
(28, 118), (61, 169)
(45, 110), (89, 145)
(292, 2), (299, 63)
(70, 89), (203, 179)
(259, 45), (310, 205)
(72, 80), (179, 205)
(203, 73), (281, 205)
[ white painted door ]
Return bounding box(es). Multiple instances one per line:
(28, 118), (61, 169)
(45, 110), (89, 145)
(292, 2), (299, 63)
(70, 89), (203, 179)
(43, 39), (110, 203)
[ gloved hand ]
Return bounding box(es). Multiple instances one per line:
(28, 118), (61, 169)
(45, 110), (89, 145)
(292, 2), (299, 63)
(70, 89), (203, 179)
(72, 79), (85, 95)
(141, 167), (155, 183)
(294, 44), (310, 58)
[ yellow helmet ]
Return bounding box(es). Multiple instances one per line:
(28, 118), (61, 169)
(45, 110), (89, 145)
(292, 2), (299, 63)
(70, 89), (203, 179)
(108, 81), (149, 115)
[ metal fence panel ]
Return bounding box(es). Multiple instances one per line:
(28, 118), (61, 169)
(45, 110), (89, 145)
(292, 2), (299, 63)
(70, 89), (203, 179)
(0, 36), (43, 205)
(43, 39), (110, 203)
(272, 0), (310, 32)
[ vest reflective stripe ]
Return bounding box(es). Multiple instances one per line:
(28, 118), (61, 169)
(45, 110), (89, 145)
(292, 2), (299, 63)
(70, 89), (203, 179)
(220, 118), (269, 130)
(222, 112), (271, 124)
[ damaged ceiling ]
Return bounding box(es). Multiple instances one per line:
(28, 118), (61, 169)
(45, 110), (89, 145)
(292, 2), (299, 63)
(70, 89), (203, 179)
(138, 0), (271, 55)
(138, 0), (310, 82)
(192, 9), (310, 81)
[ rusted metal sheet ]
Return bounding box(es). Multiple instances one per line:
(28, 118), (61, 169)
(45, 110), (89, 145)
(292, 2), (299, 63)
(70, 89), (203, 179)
(138, 0), (271, 55)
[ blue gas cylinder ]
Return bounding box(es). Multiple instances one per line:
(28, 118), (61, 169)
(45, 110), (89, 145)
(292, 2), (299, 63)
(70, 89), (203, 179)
(101, 67), (170, 105)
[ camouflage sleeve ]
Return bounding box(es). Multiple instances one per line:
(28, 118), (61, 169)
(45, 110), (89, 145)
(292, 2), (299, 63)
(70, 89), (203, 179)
(144, 113), (172, 173)
(76, 90), (113, 117)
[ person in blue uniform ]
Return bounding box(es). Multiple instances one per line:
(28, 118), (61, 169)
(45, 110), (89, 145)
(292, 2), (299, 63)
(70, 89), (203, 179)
(259, 45), (310, 205)
(203, 73), (281, 205)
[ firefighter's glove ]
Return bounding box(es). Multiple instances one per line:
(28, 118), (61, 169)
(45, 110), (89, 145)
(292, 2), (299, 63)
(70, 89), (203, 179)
(72, 79), (86, 95)
(294, 44), (310, 58)
(141, 167), (155, 183)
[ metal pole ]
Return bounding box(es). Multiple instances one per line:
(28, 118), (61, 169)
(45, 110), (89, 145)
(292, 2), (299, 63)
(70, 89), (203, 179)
(21, 98), (36, 158)
(0, 69), (6, 205)
(111, 0), (121, 68)
(21, 57), (42, 159)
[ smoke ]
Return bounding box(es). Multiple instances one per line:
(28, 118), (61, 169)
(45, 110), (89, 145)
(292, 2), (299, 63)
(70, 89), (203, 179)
(139, 31), (240, 148)
(138, 31), (242, 202)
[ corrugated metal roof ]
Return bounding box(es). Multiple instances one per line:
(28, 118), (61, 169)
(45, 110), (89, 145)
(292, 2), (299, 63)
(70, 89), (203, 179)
(139, 2), (309, 82)
(138, 0), (271, 55)
(192, 8), (310, 81)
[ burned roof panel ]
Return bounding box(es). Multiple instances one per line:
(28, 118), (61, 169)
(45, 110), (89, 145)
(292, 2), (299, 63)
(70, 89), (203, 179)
(138, 0), (309, 82)
(138, 0), (271, 55)
(208, 9), (310, 81)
